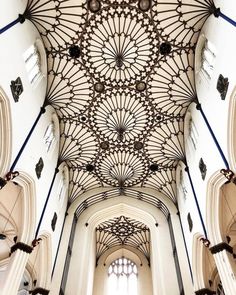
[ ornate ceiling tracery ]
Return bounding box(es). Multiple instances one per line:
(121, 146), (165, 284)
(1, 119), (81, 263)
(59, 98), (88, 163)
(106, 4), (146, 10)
(96, 215), (150, 263)
(26, 0), (215, 206)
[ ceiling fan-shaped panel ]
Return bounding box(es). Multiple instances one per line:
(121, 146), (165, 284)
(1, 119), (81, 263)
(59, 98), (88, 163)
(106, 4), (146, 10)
(81, 4), (160, 86)
(96, 215), (150, 263)
(26, 0), (88, 50)
(88, 89), (154, 143)
(142, 167), (177, 203)
(147, 50), (196, 116)
(59, 119), (99, 166)
(145, 117), (185, 166)
(46, 55), (93, 117)
(68, 168), (102, 203)
(151, 0), (213, 47)
(95, 150), (149, 187)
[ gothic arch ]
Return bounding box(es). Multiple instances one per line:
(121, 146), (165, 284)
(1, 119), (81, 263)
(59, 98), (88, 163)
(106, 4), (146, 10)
(28, 232), (52, 291)
(0, 87), (12, 175)
(192, 233), (207, 290)
(14, 172), (36, 243)
(228, 86), (236, 171)
(206, 171), (226, 245)
(192, 233), (216, 293)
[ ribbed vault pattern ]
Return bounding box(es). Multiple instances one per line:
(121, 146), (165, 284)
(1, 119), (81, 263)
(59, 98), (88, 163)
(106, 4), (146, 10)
(96, 215), (150, 264)
(25, 0), (215, 205)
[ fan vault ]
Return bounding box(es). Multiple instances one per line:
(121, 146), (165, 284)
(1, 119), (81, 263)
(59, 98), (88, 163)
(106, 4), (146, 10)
(24, 0), (216, 257)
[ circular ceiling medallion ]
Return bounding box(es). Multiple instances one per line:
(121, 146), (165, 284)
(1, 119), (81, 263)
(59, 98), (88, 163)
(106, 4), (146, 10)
(88, 89), (154, 143)
(81, 5), (159, 85)
(95, 150), (149, 187)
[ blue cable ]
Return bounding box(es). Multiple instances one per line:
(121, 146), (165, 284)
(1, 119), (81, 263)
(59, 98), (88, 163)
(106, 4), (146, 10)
(0, 14), (25, 35)
(219, 11), (236, 27)
(0, 18), (19, 34)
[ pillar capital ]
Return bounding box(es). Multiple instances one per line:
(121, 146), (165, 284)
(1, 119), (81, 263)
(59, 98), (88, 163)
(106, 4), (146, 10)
(29, 288), (49, 295)
(195, 288), (216, 295)
(210, 242), (233, 255)
(11, 242), (33, 254)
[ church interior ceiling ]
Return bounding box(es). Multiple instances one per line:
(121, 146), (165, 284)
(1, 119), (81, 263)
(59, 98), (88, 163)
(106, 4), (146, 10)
(25, 0), (215, 208)
(96, 215), (150, 264)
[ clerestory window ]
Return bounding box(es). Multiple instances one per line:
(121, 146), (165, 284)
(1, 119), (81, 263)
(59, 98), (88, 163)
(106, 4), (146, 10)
(107, 257), (138, 295)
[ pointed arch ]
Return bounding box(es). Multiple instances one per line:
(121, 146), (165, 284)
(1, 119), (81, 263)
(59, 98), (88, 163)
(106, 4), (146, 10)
(34, 232), (52, 289)
(206, 171), (226, 245)
(228, 86), (236, 171)
(14, 172), (37, 244)
(192, 233), (207, 290)
(0, 87), (12, 175)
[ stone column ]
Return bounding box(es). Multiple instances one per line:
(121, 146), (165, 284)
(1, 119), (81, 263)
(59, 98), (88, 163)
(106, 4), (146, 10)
(210, 242), (236, 295)
(1, 242), (33, 295)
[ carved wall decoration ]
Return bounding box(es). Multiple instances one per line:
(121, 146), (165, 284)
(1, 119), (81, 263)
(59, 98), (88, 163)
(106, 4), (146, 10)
(199, 158), (207, 180)
(51, 212), (58, 231)
(35, 157), (44, 179)
(216, 74), (229, 100)
(187, 213), (193, 232)
(10, 77), (23, 102)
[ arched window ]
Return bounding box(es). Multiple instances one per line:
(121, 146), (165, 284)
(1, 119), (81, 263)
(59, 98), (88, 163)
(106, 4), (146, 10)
(107, 257), (138, 295)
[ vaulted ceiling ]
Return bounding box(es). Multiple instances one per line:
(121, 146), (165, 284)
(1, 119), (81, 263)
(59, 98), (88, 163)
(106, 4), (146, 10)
(25, 0), (215, 209)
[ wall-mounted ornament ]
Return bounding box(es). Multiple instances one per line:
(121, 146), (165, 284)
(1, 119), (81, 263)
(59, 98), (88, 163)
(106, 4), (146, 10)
(216, 74), (229, 100)
(199, 158), (207, 180)
(10, 77), (23, 102)
(187, 213), (193, 232)
(51, 212), (58, 231)
(35, 157), (44, 179)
